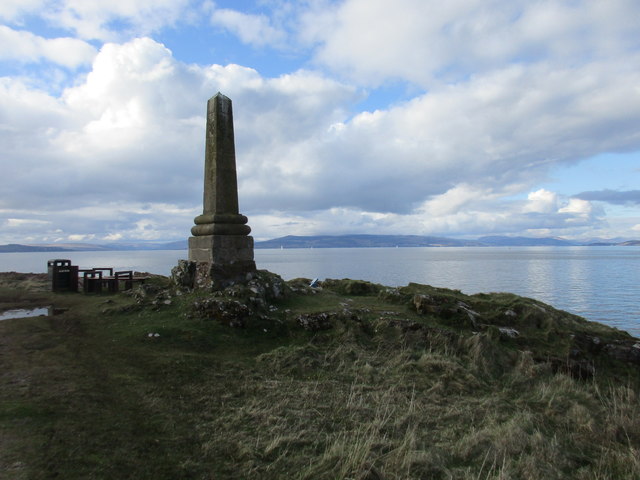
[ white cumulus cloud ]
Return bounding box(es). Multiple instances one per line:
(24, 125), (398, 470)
(1, 0), (195, 41)
(0, 26), (97, 67)
(210, 8), (286, 47)
(525, 189), (559, 214)
(301, 0), (640, 87)
(0, 38), (359, 242)
(0, 0), (45, 21)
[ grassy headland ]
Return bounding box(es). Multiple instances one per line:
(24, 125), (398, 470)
(1, 271), (639, 479)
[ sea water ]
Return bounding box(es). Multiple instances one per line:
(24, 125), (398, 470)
(1, 246), (638, 336)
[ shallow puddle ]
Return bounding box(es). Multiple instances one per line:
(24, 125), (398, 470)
(0, 307), (51, 321)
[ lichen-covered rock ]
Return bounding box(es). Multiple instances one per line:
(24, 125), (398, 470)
(322, 278), (383, 295)
(297, 312), (333, 331)
(286, 278), (316, 295)
(130, 283), (162, 302)
(186, 270), (288, 326)
(570, 333), (604, 355)
(456, 301), (481, 328)
(171, 260), (196, 289)
(295, 308), (367, 331)
(603, 342), (640, 365)
(413, 294), (440, 314)
(192, 298), (252, 327)
(378, 287), (409, 304)
(247, 270), (288, 301)
(498, 327), (519, 338)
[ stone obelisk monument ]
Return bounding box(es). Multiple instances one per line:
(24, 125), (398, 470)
(188, 93), (256, 288)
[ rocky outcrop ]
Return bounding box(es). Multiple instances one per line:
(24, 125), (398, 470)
(297, 312), (333, 331)
(185, 270), (287, 326)
(155, 271), (640, 379)
(412, 294), (480, 328)
(603, 342), (640, 364)
(296, 308), (366, 331)
(170, 260), (197, 289)
(192, 297), (252, 328)
(171, 260), (256, 291)
(321, 279), (382, 296)
(172, 260), (286, 297)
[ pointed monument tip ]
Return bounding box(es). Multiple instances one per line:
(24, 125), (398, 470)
(211, 92), (230, 101)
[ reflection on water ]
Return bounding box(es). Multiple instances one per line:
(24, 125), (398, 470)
(0, 246), (638, 336)
(0, 307), (49, 321)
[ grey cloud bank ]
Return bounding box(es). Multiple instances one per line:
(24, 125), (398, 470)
(575, 190), (640, 205)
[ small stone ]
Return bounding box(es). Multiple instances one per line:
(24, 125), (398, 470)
(532, 304), (547, 313)
(498, 327), (519, 338)
(297, 312), (333, 331)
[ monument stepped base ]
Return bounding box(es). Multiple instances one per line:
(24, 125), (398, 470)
(172, 235), (257, 290)
(188, 235), (255, 265)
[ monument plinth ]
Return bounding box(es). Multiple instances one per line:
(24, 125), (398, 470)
(185, 93), (256, 288)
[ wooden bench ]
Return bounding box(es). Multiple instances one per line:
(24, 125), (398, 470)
(79, 268), (150, 294)
(114, 270), (149, 291)
(80, 268), (115, 294)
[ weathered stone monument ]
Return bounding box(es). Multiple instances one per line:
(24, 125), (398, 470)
(174, 93), (256, 289)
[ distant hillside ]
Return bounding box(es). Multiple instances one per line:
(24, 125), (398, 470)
(255, 235), (482, 249)
(96, 241), (188, 251)
(0, 241), (187, 253)
(256, 235), (640, 248)
(476, 236), (579, 247)
(2, 236), (638, 253)
(0, 244), (73, 253)
(157, 240), (189, 250)
(619, 240), (640, 246)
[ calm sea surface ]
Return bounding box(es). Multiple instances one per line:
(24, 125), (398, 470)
(1, 246), (638, 336)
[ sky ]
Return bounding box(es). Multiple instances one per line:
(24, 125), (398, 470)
(1, 0), (639, 244)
